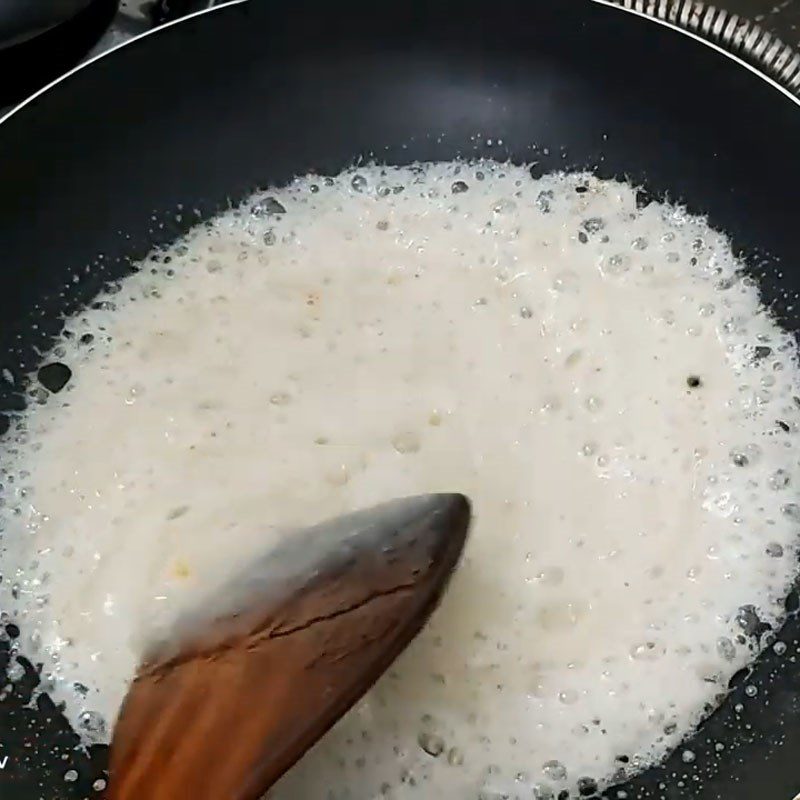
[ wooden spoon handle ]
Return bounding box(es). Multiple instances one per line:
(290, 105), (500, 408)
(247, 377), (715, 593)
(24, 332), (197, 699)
(108, 494), (470, 800)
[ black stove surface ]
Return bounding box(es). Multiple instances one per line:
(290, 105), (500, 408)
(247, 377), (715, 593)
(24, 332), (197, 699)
(0, 0), (119, 110)
(0, 0), (217, 112)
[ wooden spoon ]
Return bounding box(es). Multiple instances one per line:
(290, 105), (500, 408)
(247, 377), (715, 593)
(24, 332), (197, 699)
(108, 493), (471, 800)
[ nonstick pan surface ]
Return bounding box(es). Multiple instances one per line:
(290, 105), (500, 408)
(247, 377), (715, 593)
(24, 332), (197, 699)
(1, 1), (800, 798)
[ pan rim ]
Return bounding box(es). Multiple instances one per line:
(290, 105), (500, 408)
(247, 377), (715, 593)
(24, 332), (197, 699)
(0, 0), (797, 134)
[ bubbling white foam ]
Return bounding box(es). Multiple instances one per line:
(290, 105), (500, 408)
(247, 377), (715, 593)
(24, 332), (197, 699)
(1, 161), (799, 798)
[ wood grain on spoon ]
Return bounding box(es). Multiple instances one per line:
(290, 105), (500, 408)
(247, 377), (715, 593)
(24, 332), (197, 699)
(108, 493), (471, 800)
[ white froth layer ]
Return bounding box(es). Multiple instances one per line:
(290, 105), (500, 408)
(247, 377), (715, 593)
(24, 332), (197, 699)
(1, 162), (799, 798)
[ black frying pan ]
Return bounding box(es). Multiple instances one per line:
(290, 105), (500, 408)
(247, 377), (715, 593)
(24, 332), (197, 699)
(1, 1), (800, 798)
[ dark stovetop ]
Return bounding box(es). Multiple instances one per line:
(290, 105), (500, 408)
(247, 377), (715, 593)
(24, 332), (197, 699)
(0, 0), (220, 113)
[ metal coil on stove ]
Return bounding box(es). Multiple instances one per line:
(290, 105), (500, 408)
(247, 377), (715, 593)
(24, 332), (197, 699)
(604, 0), (800, 96)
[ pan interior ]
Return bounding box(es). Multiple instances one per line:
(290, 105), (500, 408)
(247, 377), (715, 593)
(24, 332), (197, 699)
(1, 2), (800, 799)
